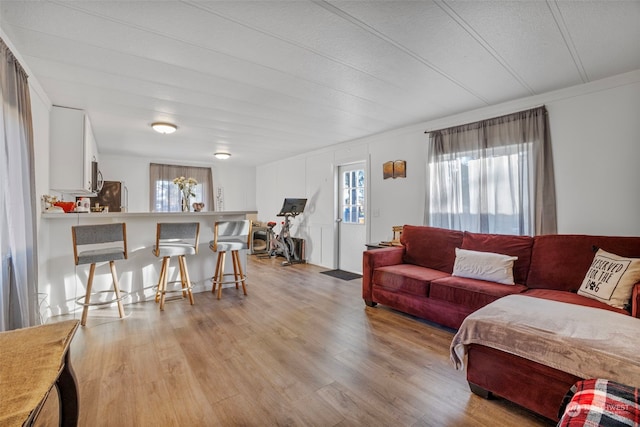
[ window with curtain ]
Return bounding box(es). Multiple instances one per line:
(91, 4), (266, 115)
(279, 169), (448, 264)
(0, 38), (38, 330)
(149, 163), (214, 212)
(426, 106), (557, 236)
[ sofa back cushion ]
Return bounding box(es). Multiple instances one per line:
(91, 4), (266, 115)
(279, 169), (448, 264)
(461, 231), (534, 284)
(527, 234), (640, 291)
(401, 225), (463, 273)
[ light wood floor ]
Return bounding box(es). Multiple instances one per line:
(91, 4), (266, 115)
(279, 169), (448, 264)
(37, 255), (553, 426)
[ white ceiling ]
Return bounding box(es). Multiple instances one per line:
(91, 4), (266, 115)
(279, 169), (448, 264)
(1, 1), (639, 167)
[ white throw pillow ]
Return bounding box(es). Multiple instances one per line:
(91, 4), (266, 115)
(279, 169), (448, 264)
(452, 248), (518, 285)
(577, 249), (640, 309)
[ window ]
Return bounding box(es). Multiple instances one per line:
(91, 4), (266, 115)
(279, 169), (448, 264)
(426, 106), (556, 236)
(153, 179), (206, 212)
(341, 168), (365, 224)
(149, 163), (213, 212)
(429, 144), (532, 235)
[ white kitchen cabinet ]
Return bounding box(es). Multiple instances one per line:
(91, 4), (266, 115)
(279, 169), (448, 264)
(50, 106), (100, 195)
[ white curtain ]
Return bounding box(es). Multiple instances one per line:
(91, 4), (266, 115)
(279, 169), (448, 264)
(426, 106), (557, 236)
(0, 38), (38, 330)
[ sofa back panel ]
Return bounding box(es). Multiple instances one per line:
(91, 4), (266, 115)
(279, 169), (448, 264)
(401, 225), (463, 273)
(461, 231), (534, 284)
(527, 235), (640, 291)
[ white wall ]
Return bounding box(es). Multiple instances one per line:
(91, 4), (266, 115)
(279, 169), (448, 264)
(99, 154), (257, 213)
(548, 83), (640, 235)
(257, 70), (640, 269)
(31, 86), (52, 322)
(303, 151), (336, 267)
(212, 162), (257, 212)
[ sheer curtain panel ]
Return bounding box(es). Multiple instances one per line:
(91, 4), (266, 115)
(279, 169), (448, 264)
(0, 38), (38, 331)
(149, 163), (214, 212)
(426, 106), (557, 236)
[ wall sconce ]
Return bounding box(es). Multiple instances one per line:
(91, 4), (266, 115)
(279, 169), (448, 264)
(151, 122), (177, 134)
(383, 160), (406, 179)
(214, 152), (231, 160)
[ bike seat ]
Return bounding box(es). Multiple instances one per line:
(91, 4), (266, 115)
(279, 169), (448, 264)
(267, 221), (277, 228)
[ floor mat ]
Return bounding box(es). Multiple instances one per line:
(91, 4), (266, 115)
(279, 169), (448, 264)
(320, 269), (362, 281)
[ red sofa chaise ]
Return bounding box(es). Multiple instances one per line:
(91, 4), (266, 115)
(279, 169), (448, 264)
(362, 225), (640, 420)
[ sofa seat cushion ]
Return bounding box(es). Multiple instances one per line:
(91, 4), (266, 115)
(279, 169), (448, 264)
(524, 289), (630, 316)
(430, 276), (528, 312)
(373, 264), (449, 297)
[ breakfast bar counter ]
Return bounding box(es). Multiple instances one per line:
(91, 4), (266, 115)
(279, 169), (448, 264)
(41, 211), (256, 219)
(40, 211), (257, 317)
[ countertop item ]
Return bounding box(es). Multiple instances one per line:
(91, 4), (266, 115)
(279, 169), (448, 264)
(45, 206), (65, 213)
(52, 201), (75, 213)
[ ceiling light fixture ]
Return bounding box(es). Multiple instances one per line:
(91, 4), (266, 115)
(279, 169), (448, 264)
(214, 152), (231, 160)
(151, 122), (177, 134)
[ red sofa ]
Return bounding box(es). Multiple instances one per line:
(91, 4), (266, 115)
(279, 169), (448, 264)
(362, 225), (640, 420)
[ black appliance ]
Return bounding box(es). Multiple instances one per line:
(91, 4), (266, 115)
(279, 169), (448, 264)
(90, 160), (103, 193)
(91, 181), (123, 212)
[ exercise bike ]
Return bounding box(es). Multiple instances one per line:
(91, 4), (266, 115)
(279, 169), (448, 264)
(261, 198), (307, 266)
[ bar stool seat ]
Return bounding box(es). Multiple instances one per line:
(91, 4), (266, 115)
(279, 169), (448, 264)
(153, 222), (200, 311)
(72, 223), (128, 326)
(155, 243), (197, 257)
(76, 248), (126, 265)
(210, 220), (252, 300)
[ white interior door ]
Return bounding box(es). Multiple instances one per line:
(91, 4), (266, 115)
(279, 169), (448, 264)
(338, 163), (366, 274)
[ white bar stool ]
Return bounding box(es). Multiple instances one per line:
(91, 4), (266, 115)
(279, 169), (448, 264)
(210, 220), (252, 300)
(71, 223), (128, 326)
(153, 222), (200, 311)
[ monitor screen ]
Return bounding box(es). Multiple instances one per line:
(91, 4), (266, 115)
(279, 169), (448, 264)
(277, 198), (307, 216)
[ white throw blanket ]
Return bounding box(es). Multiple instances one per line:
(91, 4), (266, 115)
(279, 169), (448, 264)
(450, 295), (640, 387)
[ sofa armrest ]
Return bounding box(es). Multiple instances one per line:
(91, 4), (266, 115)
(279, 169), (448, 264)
(362, 246), (405, 303)
(632, 282), (640, 318)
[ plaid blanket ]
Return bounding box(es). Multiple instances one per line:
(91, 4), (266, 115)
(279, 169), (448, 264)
(558, 379), (640, 426)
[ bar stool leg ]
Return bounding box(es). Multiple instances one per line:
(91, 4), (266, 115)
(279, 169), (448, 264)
(212, 252), (222, 295)
(217, 251), (226, 300)
(159, 257), (170, 311)
(109, 261), (125, 319)
(231, 250), (240, 289)
(177, 255), (187, 298)
(155, 257), (166, 304)
(81, 263), (96, 326)
(232, 250), (248, 295)
(179, 255), (195, 305)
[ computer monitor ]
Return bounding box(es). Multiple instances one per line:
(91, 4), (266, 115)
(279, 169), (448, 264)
(277, 198), (307, 216)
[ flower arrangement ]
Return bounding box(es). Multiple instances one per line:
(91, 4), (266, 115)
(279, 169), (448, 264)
(173, 176), (198, 212)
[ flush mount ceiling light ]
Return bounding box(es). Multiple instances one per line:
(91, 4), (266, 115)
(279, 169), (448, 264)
(214, 152), (231, 160)
(151, 122), (177, 134)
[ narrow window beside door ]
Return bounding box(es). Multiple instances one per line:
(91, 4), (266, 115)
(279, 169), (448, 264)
(342, 169), (365, 224)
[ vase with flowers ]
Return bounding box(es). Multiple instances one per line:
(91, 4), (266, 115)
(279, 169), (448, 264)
(173, 176), (198, 212)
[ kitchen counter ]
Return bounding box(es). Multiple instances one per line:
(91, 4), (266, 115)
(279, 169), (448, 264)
(39, 210), (257, 318)
(41, 210), (256, 219)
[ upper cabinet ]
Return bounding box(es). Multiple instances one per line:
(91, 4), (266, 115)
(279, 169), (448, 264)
(50, 106), (100, 195)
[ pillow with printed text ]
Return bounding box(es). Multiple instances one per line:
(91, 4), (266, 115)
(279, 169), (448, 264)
(578, 249), (640, 309)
